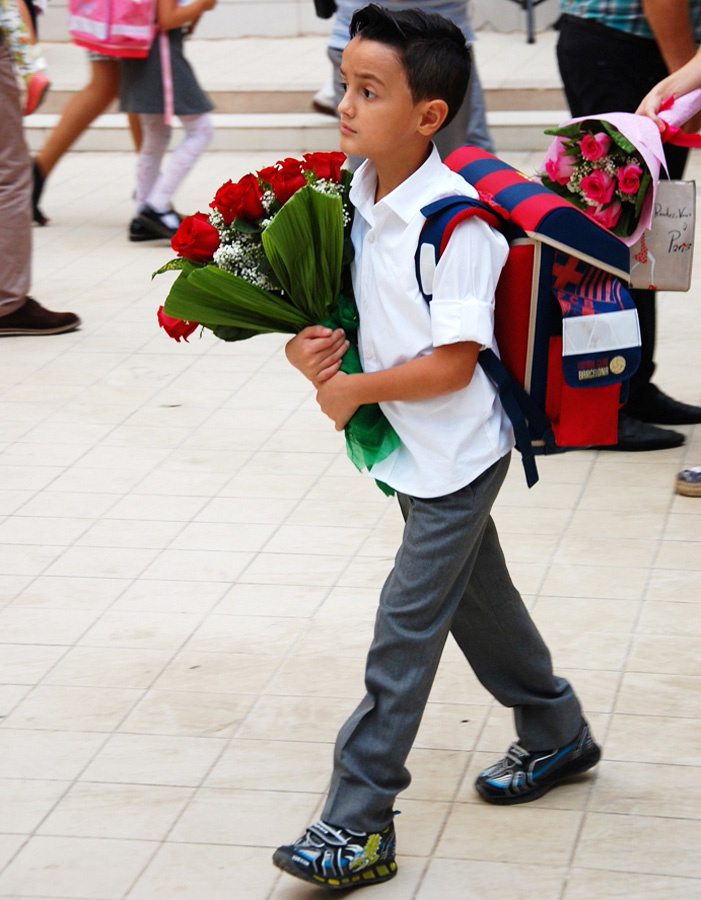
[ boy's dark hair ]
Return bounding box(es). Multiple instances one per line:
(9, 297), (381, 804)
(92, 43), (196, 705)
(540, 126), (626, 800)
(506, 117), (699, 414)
(349, 3), (471, 131)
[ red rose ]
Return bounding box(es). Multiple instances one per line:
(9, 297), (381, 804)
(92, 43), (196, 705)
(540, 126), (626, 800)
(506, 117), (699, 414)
(302, 151), (346, 182)
(157, 306), (199, 342)
(276, 157), (304, 176)
(269, 170), (307, 204)
(257, 164), (279, 183)
(210, 173), (265, 224)
(171, 212), (220, 262)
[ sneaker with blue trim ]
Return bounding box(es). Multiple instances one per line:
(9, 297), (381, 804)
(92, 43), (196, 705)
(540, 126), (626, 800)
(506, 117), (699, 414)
(475, 721), (601, 805)
(273, 819), (397, 889)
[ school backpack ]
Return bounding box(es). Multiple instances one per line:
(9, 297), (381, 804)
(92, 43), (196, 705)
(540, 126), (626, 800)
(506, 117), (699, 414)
(416, 146), (642, 487)
(67, 0), (156, 57)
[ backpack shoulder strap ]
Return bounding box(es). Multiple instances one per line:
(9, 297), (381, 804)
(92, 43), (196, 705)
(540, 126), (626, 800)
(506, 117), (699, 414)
(416, 191), (553, 488)
(416, 193), (508, 302)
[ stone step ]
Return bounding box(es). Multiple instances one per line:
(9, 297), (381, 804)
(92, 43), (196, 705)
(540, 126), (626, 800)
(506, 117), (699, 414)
(24, 108), (567, 154)
(36, 85), (568, 115)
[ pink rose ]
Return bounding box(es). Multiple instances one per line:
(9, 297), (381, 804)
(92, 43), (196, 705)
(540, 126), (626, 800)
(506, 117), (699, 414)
(579, 132), (612, 162)
(545, 149), (577, 185)
(579, 169), (615, 205)
(617, 163), (643, 194)
(586, 200), (622, 230)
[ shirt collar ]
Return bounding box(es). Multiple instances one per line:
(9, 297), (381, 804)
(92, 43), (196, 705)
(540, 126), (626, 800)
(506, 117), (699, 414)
(349, 144), (445, 225)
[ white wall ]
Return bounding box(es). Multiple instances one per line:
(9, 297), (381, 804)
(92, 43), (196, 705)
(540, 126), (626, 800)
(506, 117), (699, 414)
(39, 0), (559, 41)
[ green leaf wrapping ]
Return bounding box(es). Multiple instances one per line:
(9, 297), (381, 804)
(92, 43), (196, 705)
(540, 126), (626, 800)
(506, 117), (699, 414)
(600, 121), (636, 155)
(262, 186), (343, 322)
(163, 265), (308, 334)
(152, 257), (197, 278)
(321, 299), (400, 492)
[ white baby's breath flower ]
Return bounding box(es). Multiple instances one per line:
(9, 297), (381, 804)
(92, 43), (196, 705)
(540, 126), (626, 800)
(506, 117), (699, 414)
(213, 235), (279, 292)
(209, 208), (226, 231)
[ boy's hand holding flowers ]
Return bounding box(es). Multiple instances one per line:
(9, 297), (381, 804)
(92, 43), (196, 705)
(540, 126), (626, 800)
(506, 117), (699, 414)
(316, 371), (357, 431)
(285, 326), (349, 387)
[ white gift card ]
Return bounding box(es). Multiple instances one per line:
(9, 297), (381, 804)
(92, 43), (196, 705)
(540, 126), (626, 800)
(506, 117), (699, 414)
(629, 180), (695, 292)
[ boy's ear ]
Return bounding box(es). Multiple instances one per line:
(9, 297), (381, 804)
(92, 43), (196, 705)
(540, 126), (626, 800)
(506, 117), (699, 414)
(418, 98), (449, 137)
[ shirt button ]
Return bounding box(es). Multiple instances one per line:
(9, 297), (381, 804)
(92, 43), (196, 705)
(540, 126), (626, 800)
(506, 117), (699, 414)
(367, 233), (376, 244)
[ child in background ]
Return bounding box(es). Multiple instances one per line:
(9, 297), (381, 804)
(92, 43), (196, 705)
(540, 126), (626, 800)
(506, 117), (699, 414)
(120, 0), (216, 242)
(32, 55), (143, 227)
(0, 0), (49, 115)
(275, 5), (600, 890)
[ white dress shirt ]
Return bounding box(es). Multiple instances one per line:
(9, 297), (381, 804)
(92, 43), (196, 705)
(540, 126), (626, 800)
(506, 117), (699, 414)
(350, 145), (515, 498)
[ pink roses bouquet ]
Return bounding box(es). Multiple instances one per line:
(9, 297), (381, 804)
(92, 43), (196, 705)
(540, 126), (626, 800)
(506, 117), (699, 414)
(540, 89), (701, 246)
(540, 121), (651, 240)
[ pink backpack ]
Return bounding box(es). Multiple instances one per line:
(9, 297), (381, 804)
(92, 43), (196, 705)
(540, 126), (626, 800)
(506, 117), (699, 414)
(67, 0), (157, 57)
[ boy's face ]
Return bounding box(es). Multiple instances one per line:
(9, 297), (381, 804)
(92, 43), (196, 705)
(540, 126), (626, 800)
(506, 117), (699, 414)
(338, 36), (430, 164)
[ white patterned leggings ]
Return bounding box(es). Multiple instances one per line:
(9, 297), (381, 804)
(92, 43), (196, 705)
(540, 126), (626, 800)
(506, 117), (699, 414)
(135, 112), (213, 214)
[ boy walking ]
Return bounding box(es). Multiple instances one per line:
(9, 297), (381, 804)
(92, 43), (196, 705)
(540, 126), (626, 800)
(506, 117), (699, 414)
(274, 4), (600, 890)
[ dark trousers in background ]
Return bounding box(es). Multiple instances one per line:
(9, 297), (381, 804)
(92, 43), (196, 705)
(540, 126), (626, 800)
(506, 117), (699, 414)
(556, 15), (690, 400)
(0, 44), (32, 315)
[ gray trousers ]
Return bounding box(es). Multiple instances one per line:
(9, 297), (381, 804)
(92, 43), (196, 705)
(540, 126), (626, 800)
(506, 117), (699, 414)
(0, 44), (32, 315)
(322, 454), (582, 832)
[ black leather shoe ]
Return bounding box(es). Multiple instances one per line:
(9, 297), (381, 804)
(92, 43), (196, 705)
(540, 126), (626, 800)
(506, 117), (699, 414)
(136, 204), (179, 239)
(599, 413), (685, 451)
(626, 384), (701, 426)
(129, 217), (164, 242)
(0, 297), (80, 336)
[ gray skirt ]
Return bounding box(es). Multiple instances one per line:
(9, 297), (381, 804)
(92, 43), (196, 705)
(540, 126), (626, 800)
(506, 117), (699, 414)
(120, 28), (212, 116)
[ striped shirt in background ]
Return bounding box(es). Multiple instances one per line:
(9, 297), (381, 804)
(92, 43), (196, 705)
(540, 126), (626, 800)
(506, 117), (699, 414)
(559, 0), (701, 42)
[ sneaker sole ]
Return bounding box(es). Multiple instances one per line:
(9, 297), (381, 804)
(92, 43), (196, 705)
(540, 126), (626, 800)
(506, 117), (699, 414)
(475, 743), (602, 806)
(272, 849), (398, 890)
(676, 480), (701, 497)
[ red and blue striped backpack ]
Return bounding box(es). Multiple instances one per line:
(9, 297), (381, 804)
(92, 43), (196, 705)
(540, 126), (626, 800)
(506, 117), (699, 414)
(416, 146), (642, 487)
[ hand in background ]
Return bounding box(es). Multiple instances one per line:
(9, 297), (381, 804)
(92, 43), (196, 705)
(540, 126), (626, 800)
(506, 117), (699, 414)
(636, 49), (701, 134)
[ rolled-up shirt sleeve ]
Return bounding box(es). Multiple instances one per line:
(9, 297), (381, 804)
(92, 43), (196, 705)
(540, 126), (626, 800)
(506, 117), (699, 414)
(429, 216), (509, 349)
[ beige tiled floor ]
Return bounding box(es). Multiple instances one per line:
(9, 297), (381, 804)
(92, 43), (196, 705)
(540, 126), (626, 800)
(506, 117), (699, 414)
(2, 30), (701, 900)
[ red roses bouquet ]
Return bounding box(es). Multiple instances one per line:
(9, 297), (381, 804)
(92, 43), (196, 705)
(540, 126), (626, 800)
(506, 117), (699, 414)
(155, 151), (400, 488)
(540, 120), (652, 239)
(156, 152), (350, 340)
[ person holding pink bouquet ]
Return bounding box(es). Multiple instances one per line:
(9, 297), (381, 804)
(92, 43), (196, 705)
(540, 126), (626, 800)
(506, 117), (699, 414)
(556, 0), (701, 452)
(637, 48), (701, 131)
(638, 55), (701, 498)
